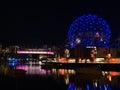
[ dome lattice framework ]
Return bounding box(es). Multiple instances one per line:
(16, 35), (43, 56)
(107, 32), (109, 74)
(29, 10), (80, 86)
(68, 14), (111, 48)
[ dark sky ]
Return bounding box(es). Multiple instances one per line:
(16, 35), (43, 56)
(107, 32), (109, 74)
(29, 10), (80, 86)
(1, 1), (120, 46)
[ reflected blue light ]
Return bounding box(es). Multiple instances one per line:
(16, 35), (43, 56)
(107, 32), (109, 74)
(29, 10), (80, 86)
(99, 85), (102, 90)
(104, 84), (107, 90)
(93, 85), (96, 90)
(86, 84), (90, 90)
(9, 62), (18, 67)
(8, 58), (18, 67)
(68, 82), (77, 90)
(67, 82), (111, 90)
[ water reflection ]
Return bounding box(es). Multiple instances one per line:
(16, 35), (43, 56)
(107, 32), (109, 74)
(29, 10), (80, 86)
(3, 61), (119, 90)
(16, 65), (76, 76)
(67, 68), (111, 90)
(16, 65), (52, 75)
(15, 64), (120, 89)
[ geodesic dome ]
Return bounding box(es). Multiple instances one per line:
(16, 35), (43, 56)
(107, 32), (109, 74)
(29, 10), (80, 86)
(68, 14), (111, 48)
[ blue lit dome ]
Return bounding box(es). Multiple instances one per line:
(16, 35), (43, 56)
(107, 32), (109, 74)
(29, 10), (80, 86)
(68, 14), (111, 48)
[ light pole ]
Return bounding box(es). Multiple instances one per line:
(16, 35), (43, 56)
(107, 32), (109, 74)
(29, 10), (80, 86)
(75, 38), (81, 63)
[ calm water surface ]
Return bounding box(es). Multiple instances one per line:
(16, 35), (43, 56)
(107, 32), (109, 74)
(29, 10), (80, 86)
(1, 61), (120, 90)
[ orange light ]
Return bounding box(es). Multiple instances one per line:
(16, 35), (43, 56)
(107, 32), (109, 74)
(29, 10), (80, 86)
(59, 69), (65, 75)
(59, 58), (68, 62)
(109, 58), (116, 62)
(109, 71), (120, 76)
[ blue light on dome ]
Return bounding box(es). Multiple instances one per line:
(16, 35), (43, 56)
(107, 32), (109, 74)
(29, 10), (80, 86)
(68, 14), (111, 48)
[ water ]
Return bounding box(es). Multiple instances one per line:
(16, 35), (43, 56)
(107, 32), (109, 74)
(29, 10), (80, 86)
(1, 61), (120, 90)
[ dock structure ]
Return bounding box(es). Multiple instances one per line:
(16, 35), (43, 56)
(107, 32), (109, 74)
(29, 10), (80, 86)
(41, 60), (120, 71)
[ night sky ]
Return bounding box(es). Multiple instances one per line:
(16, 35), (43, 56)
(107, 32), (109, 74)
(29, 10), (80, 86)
(1, 1), (120, 47)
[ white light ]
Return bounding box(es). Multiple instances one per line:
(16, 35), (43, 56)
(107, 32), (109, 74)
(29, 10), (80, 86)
(76, 38), (81, 44)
